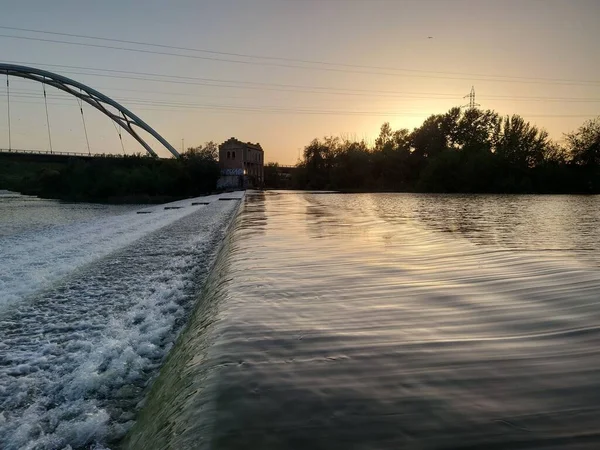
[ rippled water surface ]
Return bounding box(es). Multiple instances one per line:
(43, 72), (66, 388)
(128, 191), (600, 450)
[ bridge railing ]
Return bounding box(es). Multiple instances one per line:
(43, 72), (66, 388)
(0, 148), (105, 158)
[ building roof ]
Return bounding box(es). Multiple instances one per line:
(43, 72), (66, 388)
(220, 137), (263, 152)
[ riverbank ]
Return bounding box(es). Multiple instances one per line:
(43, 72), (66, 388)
(0, 151), (220, 203)
(287, 111), (600, 194)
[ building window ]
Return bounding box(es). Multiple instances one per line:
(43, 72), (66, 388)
(226, 151), (230, 159)
(232, 151), (236, 159)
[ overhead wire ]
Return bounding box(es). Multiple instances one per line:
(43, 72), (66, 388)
(1, 60), (498, 96)
(1, 33), (600, 87)
(5, 61), (600, 105)
(1, 62), (484, 100)
(2, 94), (594, 119)
(1, 85), (598, 118)
(3, 88), (600, 115)
(1, 25), (600, 86)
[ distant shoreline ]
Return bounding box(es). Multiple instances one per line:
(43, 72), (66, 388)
(265, 187), (599, 196)
(0, 151), (221, 205)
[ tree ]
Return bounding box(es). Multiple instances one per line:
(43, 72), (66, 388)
(410, 114), (448, 159)
(496, 115), (548, 168)
(290, 108), (600, 194)
(302, 138), (337, 189)
(264, 162), (280, 188)
(565, 117), (600, 166)
(372, 126), (412, 190)
(542, 141), (568, 164)
(453, 108), (500, 154)
(185, 141), (218, 161)
(331, 139), (371, 189)
(374, 122), (394, 151)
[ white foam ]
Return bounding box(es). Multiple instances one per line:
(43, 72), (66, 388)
(0, 192), (243, 449)
(0, 194), (239, 311)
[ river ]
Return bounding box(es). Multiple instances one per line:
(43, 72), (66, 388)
(2, 191), (600, 449)
(127, 191), (600, 450)
(0, 190), (243, 449)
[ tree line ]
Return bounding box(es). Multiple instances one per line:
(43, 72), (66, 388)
(285, 108), (600, 193)
(0, 142), (221, 203)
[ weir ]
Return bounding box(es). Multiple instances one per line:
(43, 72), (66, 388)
(0, 192), (244, 449)
(123, 193), (263, 449)
(123, 212), (241, 449)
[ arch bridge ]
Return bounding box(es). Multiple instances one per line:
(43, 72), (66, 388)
(0, 63), (180, 158)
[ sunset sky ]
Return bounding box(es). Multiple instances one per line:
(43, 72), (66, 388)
(0, 0), (599, 164)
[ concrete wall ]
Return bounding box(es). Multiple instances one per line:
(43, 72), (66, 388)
(216, 175), (243, 190)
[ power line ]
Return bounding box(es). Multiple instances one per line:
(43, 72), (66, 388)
(3, 82), (600, 119)
(1, 88), (464, 105)
(1, 97), (428, 116)
(2, 95), (595, 119)
(2, 84), (599, 117)
(4, 82), (600, 105)
(0, 60), (476, 98)
(6, 91), (600, 116)
(6, 60), (600, 106)
(2, 33), (600, 87)
(2, 24), (600, 86)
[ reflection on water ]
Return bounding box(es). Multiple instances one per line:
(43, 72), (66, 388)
(380, 194), (600, 262)
(128, 192), (600, 449)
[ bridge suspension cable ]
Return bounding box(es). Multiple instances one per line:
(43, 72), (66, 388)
(5, 74), (11, 150)
(111, 118), (126, 154)
(42, 79), (53, 154)
(76, 89), (91, 156)
(0, 63), (180, 158)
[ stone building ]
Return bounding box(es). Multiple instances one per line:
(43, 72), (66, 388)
(218, 138), (264, 188)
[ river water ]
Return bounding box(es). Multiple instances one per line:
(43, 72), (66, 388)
(0, 190), (243, 449)
(126, 191), (600, 450)
(3, 191), (600, 449)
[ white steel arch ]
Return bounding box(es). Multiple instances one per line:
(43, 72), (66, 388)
(0, 63), (180, 158)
